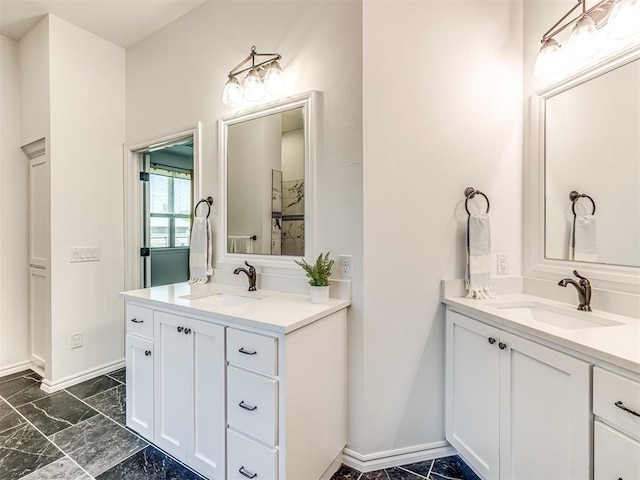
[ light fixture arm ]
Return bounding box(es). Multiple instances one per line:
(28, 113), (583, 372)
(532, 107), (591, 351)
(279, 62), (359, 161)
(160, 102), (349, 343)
(227, 46), (282, 79)
(541, 0), (584, 41)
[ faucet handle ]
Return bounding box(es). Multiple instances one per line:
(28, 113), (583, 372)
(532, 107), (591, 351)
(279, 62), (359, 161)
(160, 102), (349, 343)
(245, 261), (255, 273)
(573, 270), (590, 284)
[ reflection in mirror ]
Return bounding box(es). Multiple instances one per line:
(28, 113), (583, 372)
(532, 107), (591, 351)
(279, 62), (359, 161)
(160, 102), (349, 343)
(544, 57), (640, 268)
(227, 107), (304, 256)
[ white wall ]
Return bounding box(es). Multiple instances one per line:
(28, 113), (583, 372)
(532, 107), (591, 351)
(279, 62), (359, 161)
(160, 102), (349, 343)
(0, 36), (30, 373)
(361, 0), (523, 456)
(47, 16), (126, 382)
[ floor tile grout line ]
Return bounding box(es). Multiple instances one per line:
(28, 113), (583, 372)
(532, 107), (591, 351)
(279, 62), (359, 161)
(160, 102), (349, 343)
(426, 459), (435, 479)
(2, 395), (96, 480)
(397, 464), (432, 480)
(82, 383), (124, 403)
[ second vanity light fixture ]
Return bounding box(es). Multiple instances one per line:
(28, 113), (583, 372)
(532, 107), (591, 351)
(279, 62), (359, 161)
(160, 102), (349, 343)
(222, 46), (284, 107)
(534, 0), (640, 78)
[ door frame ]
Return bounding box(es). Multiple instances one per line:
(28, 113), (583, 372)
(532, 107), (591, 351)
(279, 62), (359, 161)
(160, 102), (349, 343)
(123, 122), (203, 291)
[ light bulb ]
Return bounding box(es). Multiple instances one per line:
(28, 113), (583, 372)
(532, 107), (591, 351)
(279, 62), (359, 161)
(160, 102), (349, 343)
(264, 61), (284, 95)
(568, 14), (600, 60)
(243, 68), (264, 102)
(222, 76), (242, 107)
(534, 38), (563, 78)
(608, 0), (640, 39)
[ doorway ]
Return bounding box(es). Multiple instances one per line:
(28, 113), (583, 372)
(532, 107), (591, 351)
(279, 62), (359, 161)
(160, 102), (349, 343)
(123, 122), (203, 291)
(142, 141), (194, 287)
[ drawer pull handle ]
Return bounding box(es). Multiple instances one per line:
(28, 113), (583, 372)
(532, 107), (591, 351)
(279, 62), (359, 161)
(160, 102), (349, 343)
(615, 401), (640, 418)
(239, 347), (257, 355)
(499, 342), (507, 350)
(177, 326), (184, 333)
(239, 466), (257, 479)
(131, 318), (144, 323)
(145, 350), (151, 356)
(184, 328), (192, 335)
(488, 337), (496, 345)
(239, 401), (258, 411)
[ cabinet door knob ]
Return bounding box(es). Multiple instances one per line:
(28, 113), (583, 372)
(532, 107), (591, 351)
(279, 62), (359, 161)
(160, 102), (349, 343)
(184, 328), (191, 335)
(488, 337), (496, 345)
(615, 401), (640, 418)
(239, 466), (257, 479)
(131, 318), (144, 323)
(239, 401), (258, 411)
(499, 342), (507, 350)
(239, 347), (257, 355)
(177, 326), (184, 333)
(145, 350), (151, 356)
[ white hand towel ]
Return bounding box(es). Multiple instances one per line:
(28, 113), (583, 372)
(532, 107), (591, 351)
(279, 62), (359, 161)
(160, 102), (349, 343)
(570, 214), (597, 262)
(465, 213), (497, 299)
(189, 217), (213, 284)
(227, 235), (253, 254)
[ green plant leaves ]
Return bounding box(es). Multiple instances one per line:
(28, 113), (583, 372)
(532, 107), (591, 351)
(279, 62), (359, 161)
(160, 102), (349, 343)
(294, 252), (335, 286)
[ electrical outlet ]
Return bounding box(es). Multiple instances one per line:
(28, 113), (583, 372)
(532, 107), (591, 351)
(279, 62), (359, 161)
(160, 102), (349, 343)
(339, 254), (352, 279)
(497, 253), (509, 275)
(71, 332), (83, 349)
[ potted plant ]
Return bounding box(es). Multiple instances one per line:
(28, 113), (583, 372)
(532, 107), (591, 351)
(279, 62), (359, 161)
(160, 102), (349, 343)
(295, 252), (334, 304)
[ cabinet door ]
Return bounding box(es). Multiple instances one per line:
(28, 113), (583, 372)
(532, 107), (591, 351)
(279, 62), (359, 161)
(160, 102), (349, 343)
(154, 311), (190, 460)
(446, 311), (500, 480)
(188, 318), (226, 479)
(125, 334), (154, 441)
(499, 332), (591, 480)
(595, 420), (640, 480)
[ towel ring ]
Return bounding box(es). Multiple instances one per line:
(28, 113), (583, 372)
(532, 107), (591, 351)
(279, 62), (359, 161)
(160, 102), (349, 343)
(464, 187), (490, 215)
(569, 191), (596, 216)
(194, 196), (213, 219)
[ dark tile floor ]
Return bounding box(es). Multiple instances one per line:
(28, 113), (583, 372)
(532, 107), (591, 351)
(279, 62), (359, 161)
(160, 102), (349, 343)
(0, 368), (204, 480)
(0, 368), (480, 480)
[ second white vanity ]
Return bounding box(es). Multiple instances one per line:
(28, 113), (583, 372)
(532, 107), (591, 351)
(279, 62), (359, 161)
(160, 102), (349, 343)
(443, 292), (640, 480)
(120, 282), (350, 480)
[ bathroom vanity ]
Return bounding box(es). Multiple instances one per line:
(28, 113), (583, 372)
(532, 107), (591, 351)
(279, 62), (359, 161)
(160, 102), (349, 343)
(443, 293), (640, 480)
(120, 282), (349, 480)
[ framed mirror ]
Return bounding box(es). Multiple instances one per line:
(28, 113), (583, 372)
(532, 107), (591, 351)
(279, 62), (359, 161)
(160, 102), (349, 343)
(526, 45), (640, 290)
(218, 91), (317, 268)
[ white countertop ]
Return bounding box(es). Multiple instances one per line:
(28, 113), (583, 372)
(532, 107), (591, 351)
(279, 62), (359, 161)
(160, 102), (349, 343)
(443, 294), (640, 374)
(120, 282), (351, 334)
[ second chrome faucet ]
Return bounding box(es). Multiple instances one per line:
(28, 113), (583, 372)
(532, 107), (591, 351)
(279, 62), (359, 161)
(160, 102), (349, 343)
(558, 270), (592, 312)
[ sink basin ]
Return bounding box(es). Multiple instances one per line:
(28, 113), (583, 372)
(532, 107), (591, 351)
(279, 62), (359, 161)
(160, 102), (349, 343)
(490, 302), (624, 330)
(180, 290), (267, 307)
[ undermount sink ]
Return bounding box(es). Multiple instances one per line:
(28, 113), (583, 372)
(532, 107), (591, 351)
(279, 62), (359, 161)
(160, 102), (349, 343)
(490, 302), (624, 330)
(180, 290), (268, 307)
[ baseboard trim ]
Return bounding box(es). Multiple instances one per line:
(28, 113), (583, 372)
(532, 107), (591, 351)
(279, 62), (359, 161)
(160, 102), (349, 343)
(319, 451), (345, 480)
(40, 358), (125, 393)
(343, 441), (456, 473)
(0, 360), (32, 378)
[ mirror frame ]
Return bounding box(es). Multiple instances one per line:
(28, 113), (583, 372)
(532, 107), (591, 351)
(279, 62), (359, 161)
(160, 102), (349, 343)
(218, 90), (318, 269)
(525, 44), (640, 293)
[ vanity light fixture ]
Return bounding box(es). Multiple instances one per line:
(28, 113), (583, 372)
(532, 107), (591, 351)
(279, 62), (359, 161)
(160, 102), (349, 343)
(534, 0), (640, 78)
(222, 46), (284, 107)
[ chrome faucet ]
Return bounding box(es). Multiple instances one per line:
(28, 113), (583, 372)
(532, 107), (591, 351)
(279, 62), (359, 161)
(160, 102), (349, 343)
(558, 270), (592, 312)
(234, 261), (257, 291)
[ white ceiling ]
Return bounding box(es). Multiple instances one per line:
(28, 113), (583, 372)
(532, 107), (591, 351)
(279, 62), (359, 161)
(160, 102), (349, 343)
(0, 0), (208, 48)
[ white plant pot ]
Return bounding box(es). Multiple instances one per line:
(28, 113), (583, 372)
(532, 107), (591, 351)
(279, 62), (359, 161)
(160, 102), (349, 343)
(309, 285), (330, 304)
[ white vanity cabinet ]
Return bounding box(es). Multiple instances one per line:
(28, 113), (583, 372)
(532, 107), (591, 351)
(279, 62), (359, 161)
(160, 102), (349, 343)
(593, 367), (640, 480)
(445, 309), (591, 480)
(123, 291), (348, 480)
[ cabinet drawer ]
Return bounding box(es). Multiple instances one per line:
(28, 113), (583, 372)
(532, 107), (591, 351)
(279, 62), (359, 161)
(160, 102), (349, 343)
(126, 304), (153, 338)
(228, 366), (278, 446)
(594, 367), (640, 439)
(227, 428), (278, 480)
(594, 421), (640, 480)
(227, 329), (277, 376)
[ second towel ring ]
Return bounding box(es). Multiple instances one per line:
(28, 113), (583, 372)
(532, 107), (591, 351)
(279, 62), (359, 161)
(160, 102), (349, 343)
(464, 187), (490, 215)
(194, 196), (214, 219)
(569, 191), (596, 216)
